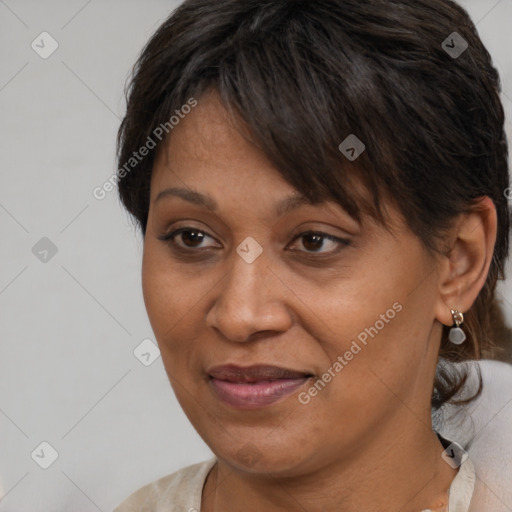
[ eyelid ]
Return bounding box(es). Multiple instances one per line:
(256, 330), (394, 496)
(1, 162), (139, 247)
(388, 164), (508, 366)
(158, 226), (222, 248)
(158, 219), (217, 239)
(288, 229), (351, 244)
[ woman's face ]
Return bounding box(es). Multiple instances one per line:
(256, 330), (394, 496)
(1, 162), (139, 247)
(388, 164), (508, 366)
(142, 93), (444, 476)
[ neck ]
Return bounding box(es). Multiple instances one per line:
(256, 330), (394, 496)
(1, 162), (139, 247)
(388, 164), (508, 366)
(202, 417), (457, 512)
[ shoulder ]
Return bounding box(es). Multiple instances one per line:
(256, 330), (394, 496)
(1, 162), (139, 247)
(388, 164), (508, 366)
(114, 458), (217, 512)
(438, 360), (512, 511)
(443, 360), (512, 438)
(437, 359), (512, 435)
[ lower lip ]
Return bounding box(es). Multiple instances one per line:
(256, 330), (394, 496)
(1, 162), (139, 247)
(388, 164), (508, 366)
(209, 377), (310, 409)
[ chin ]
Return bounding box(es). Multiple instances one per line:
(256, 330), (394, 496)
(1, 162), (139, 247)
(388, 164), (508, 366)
(212, 434), (321, 477)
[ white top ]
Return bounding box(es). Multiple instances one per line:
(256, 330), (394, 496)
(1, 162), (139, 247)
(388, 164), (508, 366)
(449, 455), (476, 512)
(113, 457), (217, 512)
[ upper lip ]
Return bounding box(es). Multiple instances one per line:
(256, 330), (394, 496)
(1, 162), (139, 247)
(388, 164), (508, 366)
(208, 364), (313, 383)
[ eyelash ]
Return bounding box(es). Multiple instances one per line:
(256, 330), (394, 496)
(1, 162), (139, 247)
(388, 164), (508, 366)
(158, 228), (351, 256)
(289, 231), (351, 255)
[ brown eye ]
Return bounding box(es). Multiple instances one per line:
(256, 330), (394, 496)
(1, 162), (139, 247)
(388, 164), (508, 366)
(180, 229), (205, 247)
(288, 231), (350, 254)
(159, 228), (221, 250)
(302, 233), (325, 252)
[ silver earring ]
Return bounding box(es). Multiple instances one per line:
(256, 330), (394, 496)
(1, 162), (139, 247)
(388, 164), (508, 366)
(448, 309), (466, 345)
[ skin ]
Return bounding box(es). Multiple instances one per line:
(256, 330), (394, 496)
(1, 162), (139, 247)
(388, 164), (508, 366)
(141, 92), (497, 512)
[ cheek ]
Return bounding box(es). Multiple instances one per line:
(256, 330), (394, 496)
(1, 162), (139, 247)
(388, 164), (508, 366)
(141, 241), (203, 345)
(329, 296), (437, 421)
(302, 244), (437, 392)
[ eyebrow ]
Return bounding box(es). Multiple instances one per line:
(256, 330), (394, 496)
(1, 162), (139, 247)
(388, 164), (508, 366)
(154, 187), (314, 216)
(155, 187), (217, 211)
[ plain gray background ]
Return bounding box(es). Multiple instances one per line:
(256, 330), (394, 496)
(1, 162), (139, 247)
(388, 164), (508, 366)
(0, 1), (511, 510)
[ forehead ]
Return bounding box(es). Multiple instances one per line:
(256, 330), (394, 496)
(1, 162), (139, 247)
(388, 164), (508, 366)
(151, 92), (294, 195)
(149, 91), (403, 238)
(169, 92), (251, 156)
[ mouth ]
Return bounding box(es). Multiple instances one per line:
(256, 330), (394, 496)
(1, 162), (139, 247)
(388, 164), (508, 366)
(207, 364), (314, 410)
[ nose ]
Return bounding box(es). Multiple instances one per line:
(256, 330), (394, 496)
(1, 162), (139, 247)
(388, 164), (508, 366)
(205, 254), (293, 343)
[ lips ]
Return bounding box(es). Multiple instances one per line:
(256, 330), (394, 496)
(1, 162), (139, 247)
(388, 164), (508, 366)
(208, 364), (313, 409)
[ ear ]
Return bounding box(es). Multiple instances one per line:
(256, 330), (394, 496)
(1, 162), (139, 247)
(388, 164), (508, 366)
(434, 197), (497, 327)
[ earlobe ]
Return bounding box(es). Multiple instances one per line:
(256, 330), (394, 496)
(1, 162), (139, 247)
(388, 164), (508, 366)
(434, 196), (497, 327)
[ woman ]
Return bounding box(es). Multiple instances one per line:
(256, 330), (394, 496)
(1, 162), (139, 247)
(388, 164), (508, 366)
(114, 0), (511, 510)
